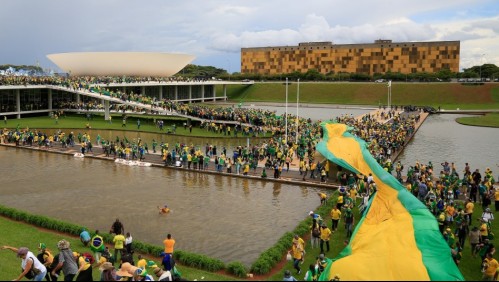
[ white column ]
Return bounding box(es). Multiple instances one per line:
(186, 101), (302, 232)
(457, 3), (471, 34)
(141, 86), (146, 96)
(188, 85), (192, 103)
(174, 86), (178, 101)
(223, 85), (227, 101)
(201, 85), (205, 102)
(16, 89), (21, 119)
(213, 85), (216, 102)
(104, 99), (110, 121)
(48, 88), (53, 110)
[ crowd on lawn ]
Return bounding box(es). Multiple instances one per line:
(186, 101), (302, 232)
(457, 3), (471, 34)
(3, 218), (180, 281)
(283, 160), (498, 281)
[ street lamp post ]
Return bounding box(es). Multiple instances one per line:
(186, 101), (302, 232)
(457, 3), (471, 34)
(296, 78), (300, 144)
(285, 77), (288, 143)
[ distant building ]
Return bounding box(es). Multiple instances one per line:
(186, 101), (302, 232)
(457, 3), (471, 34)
(241, 40), (460, 76)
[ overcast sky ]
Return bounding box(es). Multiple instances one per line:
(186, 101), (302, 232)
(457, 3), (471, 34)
(1, 0), (497, 73)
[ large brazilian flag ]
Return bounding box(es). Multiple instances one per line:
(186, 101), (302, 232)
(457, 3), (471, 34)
(316, 122), (464, 281)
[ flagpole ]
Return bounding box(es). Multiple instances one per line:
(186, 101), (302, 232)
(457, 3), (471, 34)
(296, 78), (300, 144)
(387, 80), (391, 109)
(285, 77), (288, 143)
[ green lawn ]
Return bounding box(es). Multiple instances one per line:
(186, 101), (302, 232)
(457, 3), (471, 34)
(219, 82), (499, 110)
(2, 113), (269, 139)
(0, 216), (237, 281)
(456, 113), (499, 128)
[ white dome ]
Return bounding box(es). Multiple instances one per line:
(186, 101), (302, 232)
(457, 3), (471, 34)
(47, 52), (195, 77)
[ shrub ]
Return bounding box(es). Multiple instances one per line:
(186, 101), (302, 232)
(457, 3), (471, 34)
(226, 261), (247, 278)
(250, 258), (272, 275)
(173, 250), (224, 272)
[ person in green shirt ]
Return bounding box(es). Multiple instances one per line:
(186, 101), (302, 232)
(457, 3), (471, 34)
(152, 140), (157, 153)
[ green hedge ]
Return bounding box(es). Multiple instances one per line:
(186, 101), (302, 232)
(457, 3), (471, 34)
(0, 205), (222, 272)
(173, 250), (225, 272)
(226, 261), (247, 278)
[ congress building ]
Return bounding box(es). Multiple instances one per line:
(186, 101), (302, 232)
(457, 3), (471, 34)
(241, 40), (460, 76)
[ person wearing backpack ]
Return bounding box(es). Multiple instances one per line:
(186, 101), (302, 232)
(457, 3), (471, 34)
(52, 239), (78, 281)
(310, 219), (320, 249)
(2, 246), (47, 281)
(75, 253), (93, 281)
(37, 243), (60, 281)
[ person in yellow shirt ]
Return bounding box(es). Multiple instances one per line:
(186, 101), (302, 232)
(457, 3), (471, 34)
(163, 234), (175, 255)
(480, 219), (489, 239)
(187, 153), (192, 169)
(495, 188), (499, 212)
(336, 193), (344, 210)
(136, 254), (147, 270)
(445, 202), (456, 225)
(330, 207), (342, 232)
(320, 224), (332, 253)
(465, 198), (474, 226)
(290, 241), (303, 274)
(293, 234), (305, 259)
(112, 232), (125, 265)
(76, 254), (93, 280)
(158, 205), (170, 214)
(349, 188), (358, 206)
(482, 252), (499, 281)
(318, 192), (327, 206)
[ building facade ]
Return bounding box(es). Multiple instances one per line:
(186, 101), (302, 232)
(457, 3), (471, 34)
(241, 40), (460, 76)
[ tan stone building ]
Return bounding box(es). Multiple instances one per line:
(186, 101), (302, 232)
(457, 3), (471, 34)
(241, 40), (460, 76)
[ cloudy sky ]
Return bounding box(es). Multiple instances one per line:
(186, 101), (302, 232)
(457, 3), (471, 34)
(1, 0), (497, 73)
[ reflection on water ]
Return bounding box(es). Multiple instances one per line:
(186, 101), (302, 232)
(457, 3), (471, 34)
(397, 114), (499, 176)
(0, 146), (324, 266)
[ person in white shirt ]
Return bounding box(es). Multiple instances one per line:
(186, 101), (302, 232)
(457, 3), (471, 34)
(482, 208), (495, 223)
(2, 246), (47, 281)
(125, 232), (133, 254)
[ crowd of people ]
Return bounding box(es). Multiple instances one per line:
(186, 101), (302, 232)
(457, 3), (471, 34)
(282, 158), (498, 280)
(3, 218), (181, 281)
(2, 74), (499, 280)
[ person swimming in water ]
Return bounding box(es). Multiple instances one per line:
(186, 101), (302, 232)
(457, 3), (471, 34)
(158, 205), (170, 214)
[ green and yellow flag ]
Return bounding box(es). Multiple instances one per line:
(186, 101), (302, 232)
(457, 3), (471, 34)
(317, 122), (464, 281)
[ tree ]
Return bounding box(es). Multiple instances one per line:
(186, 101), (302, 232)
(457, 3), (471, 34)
(304, 69), (324, 81)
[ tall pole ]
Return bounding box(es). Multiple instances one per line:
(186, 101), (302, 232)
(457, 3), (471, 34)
(285, 77), (288, 143)
(387, 80), (392, 109)
(296, 78), (300, 144)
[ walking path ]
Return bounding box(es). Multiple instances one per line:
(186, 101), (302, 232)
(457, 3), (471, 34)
(0, 109), (428, 189)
